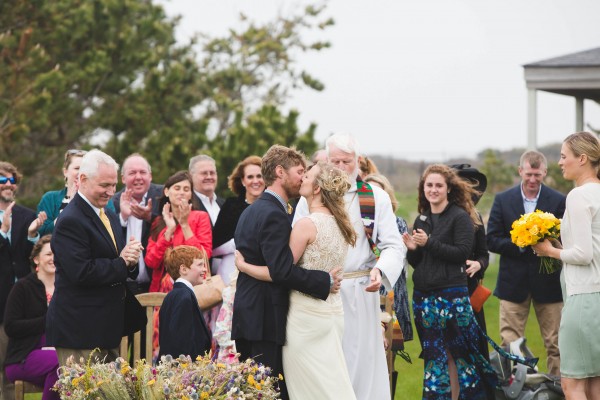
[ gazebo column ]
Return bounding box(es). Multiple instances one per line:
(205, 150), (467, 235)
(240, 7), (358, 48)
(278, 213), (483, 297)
(527, 88), (538, 149)
(575, 97), (584, 131)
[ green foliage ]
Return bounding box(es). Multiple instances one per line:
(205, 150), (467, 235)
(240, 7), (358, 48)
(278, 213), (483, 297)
(212, 104), (319, 196)
(1, 1), (331, 201)
(479, 149), (516, 193)
(0, 0), (184, 200)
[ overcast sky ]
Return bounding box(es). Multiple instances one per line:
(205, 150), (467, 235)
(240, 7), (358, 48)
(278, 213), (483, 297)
(158, 0), (600, 161)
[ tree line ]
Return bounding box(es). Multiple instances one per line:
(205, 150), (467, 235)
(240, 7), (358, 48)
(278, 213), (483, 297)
(1, 1), (333, 208)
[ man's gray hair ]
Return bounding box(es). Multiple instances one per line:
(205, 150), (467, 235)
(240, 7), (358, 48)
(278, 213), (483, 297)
(79, 149), (119, 178)
(189, 154), (216, 173)
(325, 133), (360, 161)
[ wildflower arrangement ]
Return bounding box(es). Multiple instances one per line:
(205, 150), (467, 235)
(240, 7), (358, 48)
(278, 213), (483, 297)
(54, 350), (282, 399)
(510, 209), (562, 273)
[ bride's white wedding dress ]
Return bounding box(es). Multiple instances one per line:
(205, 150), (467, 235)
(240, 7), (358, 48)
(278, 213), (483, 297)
(283, 213), (356, 400)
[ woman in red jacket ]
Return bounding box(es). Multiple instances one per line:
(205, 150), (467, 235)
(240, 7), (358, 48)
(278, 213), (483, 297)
(145, 170), (212, 293)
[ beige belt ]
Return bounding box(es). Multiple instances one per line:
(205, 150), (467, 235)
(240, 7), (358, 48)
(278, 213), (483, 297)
(343, 269), (372, 279)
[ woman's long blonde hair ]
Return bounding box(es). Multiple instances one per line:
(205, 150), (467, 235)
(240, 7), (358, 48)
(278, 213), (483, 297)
(314, 162), (357, 246)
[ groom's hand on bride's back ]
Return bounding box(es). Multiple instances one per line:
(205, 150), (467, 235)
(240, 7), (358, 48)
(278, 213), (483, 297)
(329, 267), (342, 294)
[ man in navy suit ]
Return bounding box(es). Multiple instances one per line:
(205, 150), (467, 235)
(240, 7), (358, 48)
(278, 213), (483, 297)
(487, 150), (566, 376)
(232, 145), (342, 400)
(158, 245), (211, 360)
(46, 150), (144, 366)
(0, 162), (46, 400)
(111, 153), (163, 295)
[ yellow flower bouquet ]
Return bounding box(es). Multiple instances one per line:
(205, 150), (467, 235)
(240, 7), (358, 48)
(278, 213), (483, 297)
(510, 209), (562, 274)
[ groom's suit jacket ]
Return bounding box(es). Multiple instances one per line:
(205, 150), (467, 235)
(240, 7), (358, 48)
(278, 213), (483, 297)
(47, 193), (137, 349)
(231, 192), (330, 345)
(487, 184), (566, 303)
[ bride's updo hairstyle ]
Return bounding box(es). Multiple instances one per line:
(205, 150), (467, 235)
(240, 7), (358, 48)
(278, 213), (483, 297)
(564, 131), (600, 179)
(315, 162), (357, 246)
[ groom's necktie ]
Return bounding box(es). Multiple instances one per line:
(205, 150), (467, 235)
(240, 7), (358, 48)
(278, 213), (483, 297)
(99, 208), (117, 250)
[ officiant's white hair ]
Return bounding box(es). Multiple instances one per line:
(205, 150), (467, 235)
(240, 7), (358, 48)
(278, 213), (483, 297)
(325, 133), (360, 161)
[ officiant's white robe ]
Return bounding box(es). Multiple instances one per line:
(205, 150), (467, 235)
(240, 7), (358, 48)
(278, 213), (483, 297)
(294, 182), (406, 400)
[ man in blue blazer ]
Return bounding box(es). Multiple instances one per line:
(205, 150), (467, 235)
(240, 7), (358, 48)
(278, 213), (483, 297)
(487, 150), (566, 377)
(232, 145), (342, 400)
(46, 150), (144, 366)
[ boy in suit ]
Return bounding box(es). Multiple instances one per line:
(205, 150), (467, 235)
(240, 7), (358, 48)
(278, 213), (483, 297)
(158, 245), (211, 360)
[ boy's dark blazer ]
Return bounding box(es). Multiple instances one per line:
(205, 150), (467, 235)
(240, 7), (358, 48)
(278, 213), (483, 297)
(158, 281), (211, 359)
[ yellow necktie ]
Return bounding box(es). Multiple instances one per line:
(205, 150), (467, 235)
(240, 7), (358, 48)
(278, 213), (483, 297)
(99, 208), (117, 250)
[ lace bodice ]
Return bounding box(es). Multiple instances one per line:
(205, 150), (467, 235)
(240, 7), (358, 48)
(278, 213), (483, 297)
(297, 213), (348, 274)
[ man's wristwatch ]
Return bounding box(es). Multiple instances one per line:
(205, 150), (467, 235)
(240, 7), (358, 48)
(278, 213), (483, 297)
(329, 273), (334, 288)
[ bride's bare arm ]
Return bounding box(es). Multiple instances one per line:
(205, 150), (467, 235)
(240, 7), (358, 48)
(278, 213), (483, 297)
(289, 217), (317, 264)
(234, 251), (272, 282)
(234, 217), (317, 281)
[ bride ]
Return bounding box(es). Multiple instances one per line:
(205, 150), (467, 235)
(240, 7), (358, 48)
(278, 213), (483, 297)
(235, 161), (357, 399)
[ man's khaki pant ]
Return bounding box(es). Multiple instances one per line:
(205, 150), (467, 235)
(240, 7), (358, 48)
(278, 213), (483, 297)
(500, 297), (563, 376)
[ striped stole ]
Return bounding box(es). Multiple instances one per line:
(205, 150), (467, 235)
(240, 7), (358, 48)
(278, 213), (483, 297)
(357, 180), (379, 258)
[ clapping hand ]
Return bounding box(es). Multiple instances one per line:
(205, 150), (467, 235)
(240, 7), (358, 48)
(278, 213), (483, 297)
(162, 203), (176, 230)
(120, 236), (143, 267)
(28, 211), (47, 238)
(131, 198), (152, 222)
(119, 189), (134, 220)
(1, 201), (14, 234)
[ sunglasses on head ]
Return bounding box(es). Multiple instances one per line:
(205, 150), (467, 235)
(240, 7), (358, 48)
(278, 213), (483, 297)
(0, 176), (16, 184)
(66, 149), (87, 157)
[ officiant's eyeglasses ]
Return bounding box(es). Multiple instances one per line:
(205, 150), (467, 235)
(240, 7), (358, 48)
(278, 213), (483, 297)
(0, 176), (16, 184)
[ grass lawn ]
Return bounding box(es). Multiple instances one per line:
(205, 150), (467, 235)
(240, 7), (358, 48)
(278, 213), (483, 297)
(393, 258), (549, 399)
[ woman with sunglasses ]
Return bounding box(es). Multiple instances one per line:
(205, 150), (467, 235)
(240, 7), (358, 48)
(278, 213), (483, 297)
(36, 149), (116, 235)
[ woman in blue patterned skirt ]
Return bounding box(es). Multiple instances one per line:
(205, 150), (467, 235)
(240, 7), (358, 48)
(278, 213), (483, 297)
(402, 164), (496, 400)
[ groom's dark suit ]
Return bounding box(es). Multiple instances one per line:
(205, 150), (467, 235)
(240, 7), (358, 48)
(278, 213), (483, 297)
(47, 193), (136, 350)
(232, 192), (330, 398)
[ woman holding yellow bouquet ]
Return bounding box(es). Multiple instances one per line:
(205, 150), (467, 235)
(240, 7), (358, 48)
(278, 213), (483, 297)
(534, 131), (600, 399)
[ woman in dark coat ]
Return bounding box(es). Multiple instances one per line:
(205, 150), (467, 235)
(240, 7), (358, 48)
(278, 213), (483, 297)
(402, 164), (496, 400)
(4, 235), (59, 400)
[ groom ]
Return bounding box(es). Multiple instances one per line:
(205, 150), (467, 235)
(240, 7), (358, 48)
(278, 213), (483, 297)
(232, 145), (341, 400)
